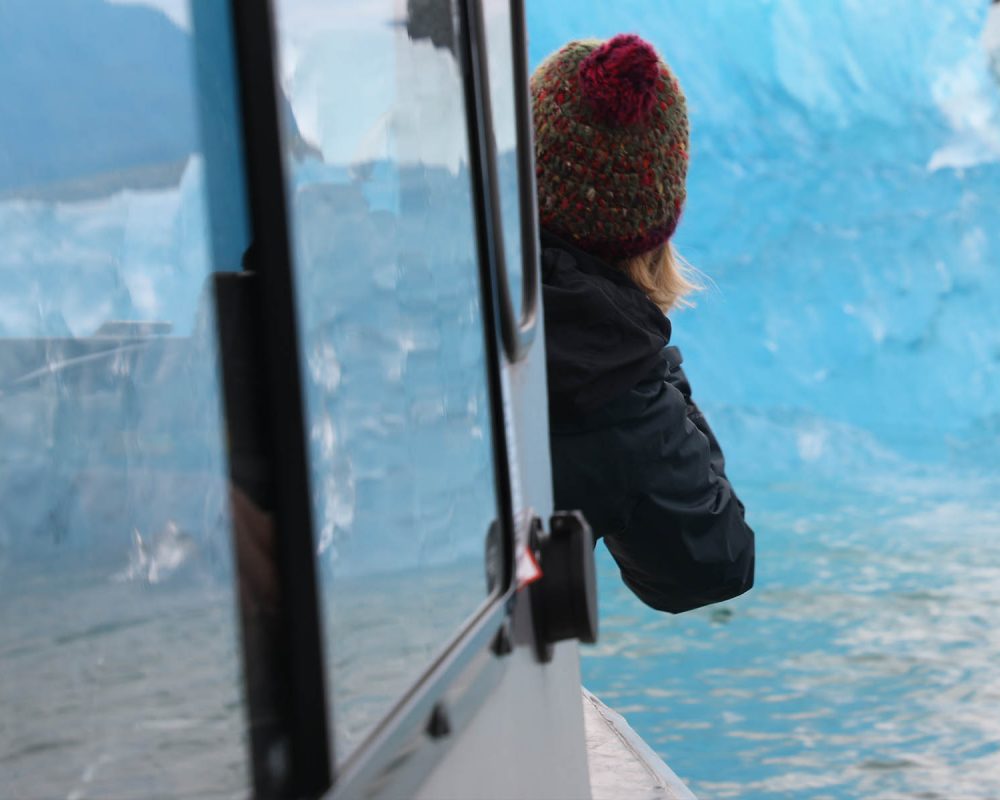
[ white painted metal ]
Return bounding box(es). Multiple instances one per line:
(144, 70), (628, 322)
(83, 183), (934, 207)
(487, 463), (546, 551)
(416, 255), (593, 797)
(416, 644), (591, 800)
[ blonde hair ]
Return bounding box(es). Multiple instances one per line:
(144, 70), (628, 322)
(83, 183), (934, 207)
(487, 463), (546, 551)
(615, 242), (702, 312)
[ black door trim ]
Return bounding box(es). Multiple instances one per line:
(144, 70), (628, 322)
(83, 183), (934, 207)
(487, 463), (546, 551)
(467, 0), (538, 362)
(223, 0), (534, 796)
(228, 0), (333, 795)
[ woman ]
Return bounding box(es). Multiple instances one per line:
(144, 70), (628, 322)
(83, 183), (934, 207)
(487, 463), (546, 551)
(533, 34), (755, 613)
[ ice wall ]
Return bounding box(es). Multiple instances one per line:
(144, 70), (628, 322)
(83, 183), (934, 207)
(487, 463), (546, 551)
(527, 0), (1000, 469)
(4, 0), (999, 577)
(0, 0), (233, 576)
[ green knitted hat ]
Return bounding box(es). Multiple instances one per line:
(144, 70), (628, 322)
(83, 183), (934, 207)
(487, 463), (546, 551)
(531, 34), (689, 260)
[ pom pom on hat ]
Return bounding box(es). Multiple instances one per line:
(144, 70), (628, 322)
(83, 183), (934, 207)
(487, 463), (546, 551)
(578, 34), (661, 126)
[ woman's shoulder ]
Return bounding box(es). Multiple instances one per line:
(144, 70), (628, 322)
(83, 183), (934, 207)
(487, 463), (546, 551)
(551, 349), (683, 434)
(541, 231), (673, 417)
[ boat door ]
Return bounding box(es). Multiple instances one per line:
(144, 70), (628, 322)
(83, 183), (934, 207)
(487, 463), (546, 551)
(0, 0), (596, 798)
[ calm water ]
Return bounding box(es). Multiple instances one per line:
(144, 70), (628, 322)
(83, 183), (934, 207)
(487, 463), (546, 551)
(0, 570), (247, 800)
(583, 466), (1000, 799)
(7, 467), (999, 800)
(0, 560), (487, 799)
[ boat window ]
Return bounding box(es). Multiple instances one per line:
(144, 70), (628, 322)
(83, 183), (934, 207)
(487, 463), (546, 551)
(482, 0), (526, 321)
(0, 3), (250, 797)
(272, 0), (502, 762)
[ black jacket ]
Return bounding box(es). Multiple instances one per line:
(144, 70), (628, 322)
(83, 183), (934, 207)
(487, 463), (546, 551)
(542, 230), (755, 613)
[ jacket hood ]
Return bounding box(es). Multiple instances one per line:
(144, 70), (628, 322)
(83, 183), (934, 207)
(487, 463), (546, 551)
(541, 229), (670, 416)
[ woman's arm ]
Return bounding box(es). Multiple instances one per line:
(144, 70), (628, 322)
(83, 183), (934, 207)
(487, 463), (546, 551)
(603, 349), (755, 613)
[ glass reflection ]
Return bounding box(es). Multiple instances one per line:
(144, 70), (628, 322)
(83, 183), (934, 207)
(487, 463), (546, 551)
(0, 1), (248, 797)
(273, 0), (500, 759)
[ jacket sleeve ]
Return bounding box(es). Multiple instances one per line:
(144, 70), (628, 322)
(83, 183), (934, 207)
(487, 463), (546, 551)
(602, 348), (755, 613)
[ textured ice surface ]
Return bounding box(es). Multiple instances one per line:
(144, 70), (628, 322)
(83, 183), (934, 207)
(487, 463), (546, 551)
(0, 0), (995, 593)
(528, 0), (1000, 467)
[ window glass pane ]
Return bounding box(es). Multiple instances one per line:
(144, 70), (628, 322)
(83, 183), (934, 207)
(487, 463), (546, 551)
(0, 2), (249, 797)
(273, 0), (500, 760)
(483, 0), (524, 320)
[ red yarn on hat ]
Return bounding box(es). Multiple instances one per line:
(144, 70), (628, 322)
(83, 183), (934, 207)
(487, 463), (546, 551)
(577, 34), (661, 126)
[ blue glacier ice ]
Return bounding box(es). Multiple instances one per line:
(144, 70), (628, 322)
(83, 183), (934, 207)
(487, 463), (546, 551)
(530, 0), (1000, 468)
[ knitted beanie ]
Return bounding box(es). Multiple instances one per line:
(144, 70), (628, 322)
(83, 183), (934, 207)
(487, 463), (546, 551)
(531, 34), (689, 261)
